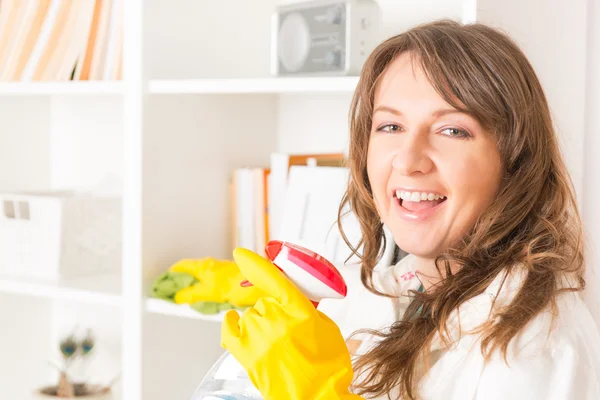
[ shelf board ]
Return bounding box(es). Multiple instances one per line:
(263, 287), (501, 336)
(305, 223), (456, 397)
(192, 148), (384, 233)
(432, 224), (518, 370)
(145, 298), (232, 322)
(148, 76), (360, 94)
(0, 81), (123, 95)
(0, 271), (122, 307)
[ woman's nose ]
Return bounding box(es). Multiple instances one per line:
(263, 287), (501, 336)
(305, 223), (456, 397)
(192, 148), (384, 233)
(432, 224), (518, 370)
(391, 131), (434, 176)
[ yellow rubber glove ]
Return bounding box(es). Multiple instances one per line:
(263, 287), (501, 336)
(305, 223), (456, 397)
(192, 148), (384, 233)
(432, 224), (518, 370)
(221, 248), (364, 400)
(169, 257), (267, 307)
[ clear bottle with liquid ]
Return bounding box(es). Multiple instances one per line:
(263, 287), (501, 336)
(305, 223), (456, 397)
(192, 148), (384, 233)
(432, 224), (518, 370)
(190, 352), (262, 400)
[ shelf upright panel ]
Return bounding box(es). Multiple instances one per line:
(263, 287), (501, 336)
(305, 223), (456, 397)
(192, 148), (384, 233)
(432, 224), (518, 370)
(122, 0), (144, 399)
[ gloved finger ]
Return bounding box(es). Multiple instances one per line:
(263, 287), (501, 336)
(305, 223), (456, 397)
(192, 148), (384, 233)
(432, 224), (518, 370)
(233, 248), (313, 311)
(251, 296), (284, 318)
(169, 258), (215, 279)
(173, 284), (200, 304)
(221, 310), (242, 350)
(173, 282), (212, 304)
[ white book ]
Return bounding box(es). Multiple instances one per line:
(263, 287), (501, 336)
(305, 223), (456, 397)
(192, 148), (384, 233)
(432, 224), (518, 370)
(0, 0), (37, 80)
(268, 151), (345, 241)
(20, 0), (62, 81)
(56, 0), (96, 81)
(278, 166), (351, 264)
(252, 168), (268, 257)
(235, 168), (255, 252)
(102, 0), (122, 80)
(268, 153), (290, 241)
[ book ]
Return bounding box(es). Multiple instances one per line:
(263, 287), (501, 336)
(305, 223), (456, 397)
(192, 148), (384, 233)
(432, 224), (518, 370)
(0, 0), (39, 80)
(268, 152), (346, 240)
(8, 0), (51, 81)
(75, 0), (104, 80)
(101, 0), (122, 80)
(20, 0), (63, 81)
(231, 167), (270, 256)
(0, 0), (26, 78)
(46, 0), (96, 81)
(233, 168), (255, 252)
(54, 0), (96, 81)
(88, 0), (113, 80)
(1, 0), (121, 82)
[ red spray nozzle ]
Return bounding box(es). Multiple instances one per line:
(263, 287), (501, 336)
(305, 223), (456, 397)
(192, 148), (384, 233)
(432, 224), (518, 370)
(239, 240), (347, 308)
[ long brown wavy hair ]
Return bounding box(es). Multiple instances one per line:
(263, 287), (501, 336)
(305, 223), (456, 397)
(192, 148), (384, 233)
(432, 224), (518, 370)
(338, 19), (585, 399)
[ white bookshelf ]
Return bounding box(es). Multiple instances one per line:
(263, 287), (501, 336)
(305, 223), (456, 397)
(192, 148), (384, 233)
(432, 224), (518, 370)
(0, 272), (122, 307)
(0, 81), (123, 95)
(0, 1), (592, 400)
(148, 76), (359, 94)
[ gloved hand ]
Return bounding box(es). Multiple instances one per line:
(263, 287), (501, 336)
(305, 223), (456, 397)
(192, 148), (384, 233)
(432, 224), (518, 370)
(169, 257), (268, 307)
(221, 248), (363, 400)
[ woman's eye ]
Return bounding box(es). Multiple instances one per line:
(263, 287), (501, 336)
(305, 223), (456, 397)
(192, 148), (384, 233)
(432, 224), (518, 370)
(377, 124), (402, 133)
(439, 127), (471, 139)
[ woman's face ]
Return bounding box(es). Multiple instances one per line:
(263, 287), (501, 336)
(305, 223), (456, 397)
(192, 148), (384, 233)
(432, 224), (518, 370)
(367, 53), (502, 259)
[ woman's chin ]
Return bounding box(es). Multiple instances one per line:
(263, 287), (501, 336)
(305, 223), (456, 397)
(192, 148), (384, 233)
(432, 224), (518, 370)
(394, 237), (444, 260)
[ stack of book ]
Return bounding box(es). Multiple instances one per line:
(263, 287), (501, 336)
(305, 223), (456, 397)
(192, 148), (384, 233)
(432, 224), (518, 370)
(0, 0), (122, 81)
(231, 152), (346, 257)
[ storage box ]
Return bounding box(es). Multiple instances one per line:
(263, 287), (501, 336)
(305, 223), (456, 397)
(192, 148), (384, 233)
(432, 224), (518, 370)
(0, 191), (121, 280)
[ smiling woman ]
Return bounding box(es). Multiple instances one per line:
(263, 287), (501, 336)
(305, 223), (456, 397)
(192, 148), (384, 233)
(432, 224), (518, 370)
(338, 19), (600, 400)
(217, 19), (600, 400)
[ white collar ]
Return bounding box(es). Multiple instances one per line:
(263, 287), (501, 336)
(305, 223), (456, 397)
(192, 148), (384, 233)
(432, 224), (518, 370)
(387, 255), (528, 351)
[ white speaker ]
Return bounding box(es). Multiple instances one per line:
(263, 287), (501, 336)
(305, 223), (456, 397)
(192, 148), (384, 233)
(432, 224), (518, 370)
(271, 0), (381, 76)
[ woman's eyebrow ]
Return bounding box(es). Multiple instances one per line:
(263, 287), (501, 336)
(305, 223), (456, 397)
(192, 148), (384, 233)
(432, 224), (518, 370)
(431, 108), (467, 118)
(373, 105), (471, 119)
(373, 105), (403, 116)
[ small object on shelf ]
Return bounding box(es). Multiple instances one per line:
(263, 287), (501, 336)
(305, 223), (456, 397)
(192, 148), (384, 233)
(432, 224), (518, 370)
(149, 258), (256, 318)
(151, 270), (198, 301)
(0, 191), (121, 281)
(35, 329), (114, 399)
(166, 258), (268, 308)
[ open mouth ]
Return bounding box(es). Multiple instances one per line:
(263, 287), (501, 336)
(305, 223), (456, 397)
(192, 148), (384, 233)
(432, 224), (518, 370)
(395, 190), (447, 212)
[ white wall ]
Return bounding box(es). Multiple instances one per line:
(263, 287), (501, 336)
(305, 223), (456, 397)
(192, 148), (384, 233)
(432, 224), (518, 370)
(0, 98), (51, 191)
(477, 0), (588, 204)
(583, 0), (600, 327)
(49, 96), (124, 195)
(0, 294), (53, 398)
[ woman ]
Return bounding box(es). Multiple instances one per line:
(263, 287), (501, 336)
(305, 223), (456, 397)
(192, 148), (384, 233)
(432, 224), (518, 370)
(221, 20), (600, 399)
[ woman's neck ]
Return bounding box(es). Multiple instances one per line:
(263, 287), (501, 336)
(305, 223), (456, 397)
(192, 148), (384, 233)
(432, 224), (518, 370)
(413, 256), (444, 291)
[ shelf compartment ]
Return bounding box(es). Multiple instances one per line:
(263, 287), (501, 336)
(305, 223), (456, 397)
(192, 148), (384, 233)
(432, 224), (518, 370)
(145, 298), (230, 322)
(148, 76), (360, 94)
(0, 271), (122, 306)
(0, 81), (123, 96)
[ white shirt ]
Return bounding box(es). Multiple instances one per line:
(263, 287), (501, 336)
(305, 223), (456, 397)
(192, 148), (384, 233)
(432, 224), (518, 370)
(320, 255), (600, 399)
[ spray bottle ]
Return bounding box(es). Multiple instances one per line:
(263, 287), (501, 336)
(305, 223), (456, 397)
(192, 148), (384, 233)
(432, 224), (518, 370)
(191, 240), (348, 400)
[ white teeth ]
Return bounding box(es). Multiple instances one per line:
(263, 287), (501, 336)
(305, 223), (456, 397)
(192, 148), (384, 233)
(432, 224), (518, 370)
(395, 190), (446, 202)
